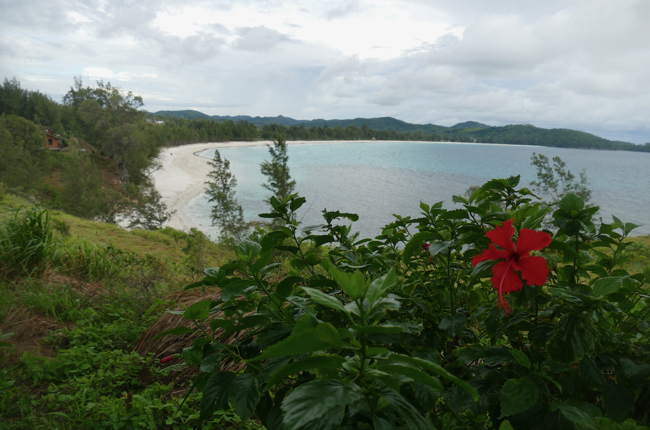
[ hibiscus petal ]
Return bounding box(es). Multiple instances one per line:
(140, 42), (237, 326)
(485, 219), (516, 253)
(516, 228), (552, 256)
(471, 244), (510, 266)
(490, 260), (522, 295)
(513, 255), (549, 286)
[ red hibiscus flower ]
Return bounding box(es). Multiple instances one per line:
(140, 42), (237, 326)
(472, 219), (551, 313)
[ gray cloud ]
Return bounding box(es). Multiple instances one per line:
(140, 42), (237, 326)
(0, 0), (648, 143)
(325, 1), (360, 20)
(232, 26), (293, 52)
(208, 23), (231, 35)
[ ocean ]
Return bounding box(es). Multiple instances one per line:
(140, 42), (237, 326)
(184, 141), (650, 238)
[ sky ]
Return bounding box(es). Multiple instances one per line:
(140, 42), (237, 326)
(1, 0), (649, 144)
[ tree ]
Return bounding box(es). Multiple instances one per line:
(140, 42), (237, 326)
(127, 187), (176, 230)
(530, 152), (592, 203)
(63, 78), (150, 183)
(60, 150), (108, 219)
(205, 150), (246, 243)
(260, 134), (296, 202)
(0, 114), (49, 191)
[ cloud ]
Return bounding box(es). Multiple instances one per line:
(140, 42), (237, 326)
(1, 0), (649, 143)
(232, 26), (294, 52)
(325, 0), (360, 20)
(208, 23), (231, 35)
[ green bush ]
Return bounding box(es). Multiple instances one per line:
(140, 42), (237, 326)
(53, 237), (118, 281)
(163, 178), (650, 430)
(0, 206), (57, 279)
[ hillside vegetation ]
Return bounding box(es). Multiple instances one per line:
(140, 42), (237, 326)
(0, 192), (259, 429)
(155, 109), (650, 152)
(2, 77), (650, 430)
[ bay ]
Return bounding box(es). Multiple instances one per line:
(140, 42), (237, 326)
(186, 141), (649, 238)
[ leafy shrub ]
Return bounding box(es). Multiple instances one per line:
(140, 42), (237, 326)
(162, 177), (650, 430)
(0, 206), (57, 278)
(53, 237), (118, 280)
(51, 218), (71, 236)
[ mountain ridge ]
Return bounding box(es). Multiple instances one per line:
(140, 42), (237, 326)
(152, 109), (649, 152)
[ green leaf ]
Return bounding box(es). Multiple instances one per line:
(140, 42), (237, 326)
(528, 322), (555, 347)
(281, 380), (363, 430)
(602, 383), (634, 421)
(184, 299), (213, 320)
(426, 241), (453, 257)
(620, 358), (650, 377)
(438, 315), (466, 337)
(412, 382), (442, 410)
(221, 281), (255, 301)
(251, 249), (274, 273)
(379, 364), (443, 391)
(355, 325), (403, 335)
(387, 354), (479, 401)
(259, 212), (283, 218)
(593, 277), (625, 296)
(547, 316), (592, 363)
(381, 388), (435, 430)
(200, 354), (223, 373)
(200, 372), (236, 423)
(556, 404), (597, 428)
(366, 269), (399, 305)
(508, 349), (531, 369)
(499, 421), (514, 430)
(210, 318), (234, 331)
(228, 373), (260, 420)
(579, 356), (604, 388)
(471, 260), (494, 280)
(290, 197), (307, 211)
(499, 378), (539, 418)
(302, 287), (348, 314)
(183, 346), (203, 366)
(558, 193), (584, 213)
(236, 240), (262, 263)
(184, 275), (219, 290)
(321, 260), (365, 299)
(265, 355), (347, 390)
(249, 315), (342, 362)
(151, 326), (195, 340)
(275, 276), (303, 298)
(372, 417), (394, 430)
(402, 232), (438, 264)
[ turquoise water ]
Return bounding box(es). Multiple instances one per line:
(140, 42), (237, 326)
(187, 141), (650, 238)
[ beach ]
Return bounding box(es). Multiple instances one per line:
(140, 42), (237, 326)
(151, 140), (385, 232)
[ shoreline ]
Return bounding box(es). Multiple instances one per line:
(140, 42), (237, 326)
(151, 139), (474, 232)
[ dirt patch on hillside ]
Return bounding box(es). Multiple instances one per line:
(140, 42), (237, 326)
(0, 307), (74, 365)
(132, 288), (249, 385)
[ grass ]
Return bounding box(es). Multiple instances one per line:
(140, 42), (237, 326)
(0, 191), (647, 429)
(0, 193), (259, 430)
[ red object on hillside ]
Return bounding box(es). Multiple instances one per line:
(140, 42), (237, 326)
(43, 128), (63, 150)
(160, 355), (174, 364)
(472, 219), (551, 313)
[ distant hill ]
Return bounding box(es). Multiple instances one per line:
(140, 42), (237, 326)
(154, 110), (211, 120)
(152, 110), (648, 152)
(451, 121), (490, 130)
(154, 111), (448, 133)
(469, 124), (644, 151)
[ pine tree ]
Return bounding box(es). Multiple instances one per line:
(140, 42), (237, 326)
(205, 150), (246, 243)
(260, 134), (296, 202)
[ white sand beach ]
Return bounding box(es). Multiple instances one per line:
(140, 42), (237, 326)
(151, 140), (386, 232)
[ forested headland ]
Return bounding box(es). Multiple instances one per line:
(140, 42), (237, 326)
(0, 77), (258, 221)
(158, 109), (650, 151)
